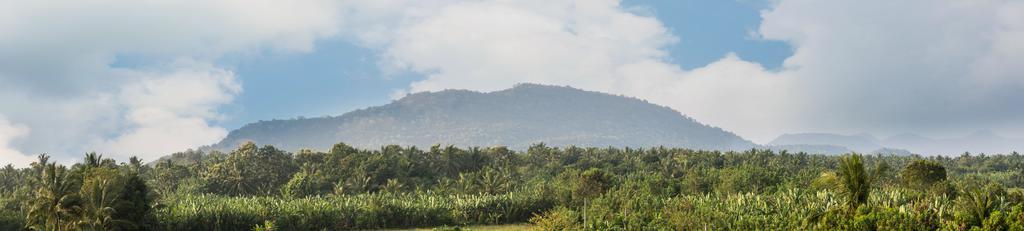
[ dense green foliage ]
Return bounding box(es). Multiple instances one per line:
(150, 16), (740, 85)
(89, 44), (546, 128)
(902, 159), (949, 192)
(155, 191), (549, 230)
(8, 154), (153, 230)
(1, 142), (1023, 230)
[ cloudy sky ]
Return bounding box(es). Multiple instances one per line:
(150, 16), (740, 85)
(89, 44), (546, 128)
(1, 0), (1022, 166)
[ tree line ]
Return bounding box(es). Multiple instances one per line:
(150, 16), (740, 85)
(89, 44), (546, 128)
(1, 142), (1023, 230)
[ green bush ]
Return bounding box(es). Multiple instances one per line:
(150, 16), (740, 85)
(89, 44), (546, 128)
(528, 207), (580, 231)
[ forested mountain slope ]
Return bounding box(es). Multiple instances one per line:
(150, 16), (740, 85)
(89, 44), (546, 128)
(211, 83), (755, 151)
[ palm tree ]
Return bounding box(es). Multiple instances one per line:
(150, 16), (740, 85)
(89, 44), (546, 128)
(959, 183), (1005, 227)
(29, 154), (51, 186)
(75, 171), (133, 231)
(127, 156), (144, 175)
(0, 164), (19, 194)
(26, 163), (78, 231)
(836, 154), (887, 211)
(31, 154), (50, 168)
(81, 152), (116, 169)
(83, 153), (102, 169)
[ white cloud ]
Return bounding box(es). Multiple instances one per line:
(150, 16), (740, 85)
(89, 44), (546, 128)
(340, 0), (795, 141)
(0, 115), (34, 167)
(757, 0), (1024, 137)
(616, 54), (799, 142)
(0, 0), (343, 161)
(346, 0), (1024, 142)
(1, 0), (341, 90)
(385, 0), (675, 92)
(3, 0), (1023, 159)
(96, 61), (242, 160)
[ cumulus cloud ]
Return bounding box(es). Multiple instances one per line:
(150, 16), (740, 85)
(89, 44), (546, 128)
(0, 115), (34, 167)
(389, 0), (675, 91)
(96, 61), (242, 160)
(0, 0), (341, 93)
(3, 0), (1022, 161)
(339, 0), (795, 141)
(758, 0), (1024, 138)
(0, 0), (342, 162)
(343, 0), (1024, 142)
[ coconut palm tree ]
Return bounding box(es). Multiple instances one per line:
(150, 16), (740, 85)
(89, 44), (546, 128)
(836, 154), (887, 211)
(74, 170), (133, 231)
(25, 163), (78, 231)
(83, 153), (102, 169)
(958, 183), (1005, 227)
(81, 152), (115, 170)
(127, 156), (144, 174)
(28, 154), (52, 187)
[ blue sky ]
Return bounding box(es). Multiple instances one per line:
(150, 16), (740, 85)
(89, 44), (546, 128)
(218, 0), (792, 130)
(216, 41), (413, 128)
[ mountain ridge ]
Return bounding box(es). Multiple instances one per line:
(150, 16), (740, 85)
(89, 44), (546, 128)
(771, 131), (1023, 155)
(210, 83), (756, 151)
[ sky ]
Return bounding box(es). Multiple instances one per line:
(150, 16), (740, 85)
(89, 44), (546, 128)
(1, 0), (1023, 166)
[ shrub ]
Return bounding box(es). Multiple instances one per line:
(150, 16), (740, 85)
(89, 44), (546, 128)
(529, 207), (580, 231)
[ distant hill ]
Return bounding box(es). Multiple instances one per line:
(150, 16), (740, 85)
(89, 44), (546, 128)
(210, 83), (756, 151)
(770, 133), (883, 153)
(880, 130), (1024, 155)
(765, 144), (853, 155)
(768, 133), (916, 155)
(769, 131), (1023, 156)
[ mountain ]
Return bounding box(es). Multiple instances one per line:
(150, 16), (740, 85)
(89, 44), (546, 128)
(770, 133), (883, 153)
(763, 144), (912, 156)
(880, 130), (1024, 155)
(769, 131), (1023, 156)
(210, 83), (756, 151)
(768, 133), (916, 155)
(766, 144), (853, 154)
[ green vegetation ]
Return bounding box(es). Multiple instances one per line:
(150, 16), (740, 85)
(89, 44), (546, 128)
(2, 143), (1023, 230)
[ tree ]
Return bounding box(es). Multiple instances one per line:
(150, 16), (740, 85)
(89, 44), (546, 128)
(150, 159), (192, 196)
(957, 183), (1006, 227)
(28, 154), (52, 187)
(572, 168), (611, 203)
(281, 170), (332, 198)
(115, 158), (153, 230)
(571, 168), (611, 228)
(203, 142), (297, 196)
(900, 159), (947, 191)
(836, 154), (887, 211)
(24, 153), (154, 230)
(125, 156), (147, 176)
(75, 168), (132, 231)
(80, 153), (116, 170)
(0, 164), (20, 195)
(26, 163), (78, 231)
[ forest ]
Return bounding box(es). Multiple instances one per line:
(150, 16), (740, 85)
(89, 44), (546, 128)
(2, 142), (1023, 230)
